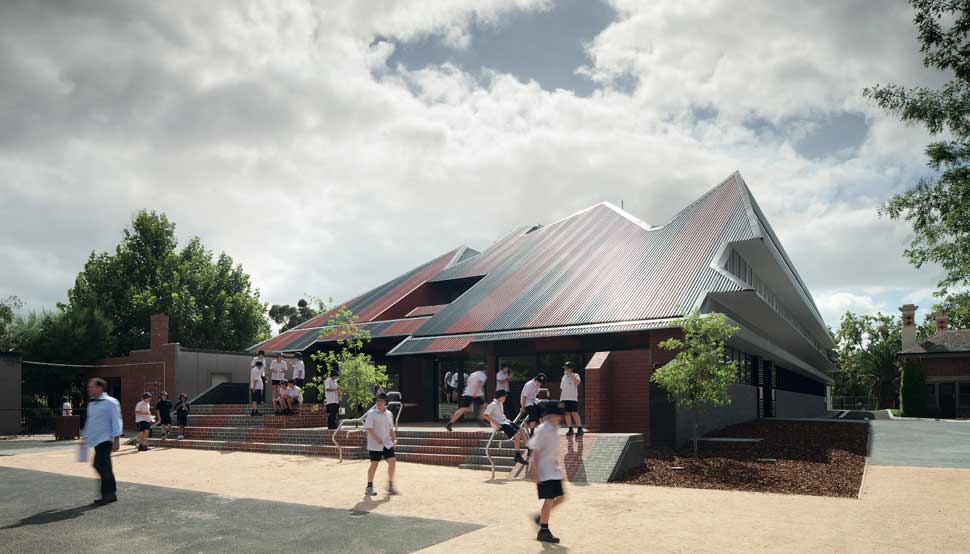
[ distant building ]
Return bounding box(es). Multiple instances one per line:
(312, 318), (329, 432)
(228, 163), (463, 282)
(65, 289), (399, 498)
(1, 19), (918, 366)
(250, 172), (835, 446)
(898, 307), (970, 418)
(87, 314), (253, 427)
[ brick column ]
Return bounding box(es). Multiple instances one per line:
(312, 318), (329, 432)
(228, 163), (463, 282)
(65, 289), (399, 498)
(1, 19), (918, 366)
(583, 352), (611, 432)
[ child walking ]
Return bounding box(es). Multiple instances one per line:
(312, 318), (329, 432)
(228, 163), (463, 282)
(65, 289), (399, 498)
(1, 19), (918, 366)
(363, 392), (398, 496)
(528, 401), (567, 543)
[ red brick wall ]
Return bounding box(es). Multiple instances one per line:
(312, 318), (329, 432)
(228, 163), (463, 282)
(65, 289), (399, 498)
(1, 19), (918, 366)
(583, 352), (612, 432)
(90, 344), (178, 428)
(907, 356), (970, 379)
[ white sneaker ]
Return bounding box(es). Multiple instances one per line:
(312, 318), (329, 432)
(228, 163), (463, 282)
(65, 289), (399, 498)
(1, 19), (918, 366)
(365, 485), (376, 496)
(387, 483), (398, 495)
(177, 435), (184, 440)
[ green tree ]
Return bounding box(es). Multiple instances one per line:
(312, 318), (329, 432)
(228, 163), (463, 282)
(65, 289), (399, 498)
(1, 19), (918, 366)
(12, 306), (114, 408)
(0, 295), (22, 351)
(864, 1), (970, 302)
(307, 305), (387, 417)
(269, 297), (322, 332)
(67, 210), (270, 354)
(651, 310), (739, 456)
(899, 361), (928, 417)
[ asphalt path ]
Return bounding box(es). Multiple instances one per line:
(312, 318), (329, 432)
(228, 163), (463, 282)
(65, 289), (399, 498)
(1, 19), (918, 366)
(0, 466), (480, 554)
(868, 420), (970, 468)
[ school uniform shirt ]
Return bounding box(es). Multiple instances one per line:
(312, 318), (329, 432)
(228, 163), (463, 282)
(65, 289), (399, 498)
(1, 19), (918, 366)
(363, 407), (395, 451)
(270, 360), (288, 381)
(443, 371), (453, 387)
(495, 369), (510, 392)
(251, 357), (267, 377)
(483, 400), (510, 429)
(324, 377), (339, 404)
(560, 373), (580, 402)
(287, 386), (303, 402)
(528, 421), (563, 482)
(250, 367), (265, 390)
(449, 372), (468, 389)
(134, 400), (152, 423)
(61, 401), (72, 416)
(291, 360), (305, 380)
(156, 399), (173, 419)
(521, 379), (541, 407)
(462, 370), (487, 397)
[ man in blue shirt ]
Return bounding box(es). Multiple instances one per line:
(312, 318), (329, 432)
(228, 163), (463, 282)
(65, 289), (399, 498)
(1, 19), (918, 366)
(81, 377), (123, 505)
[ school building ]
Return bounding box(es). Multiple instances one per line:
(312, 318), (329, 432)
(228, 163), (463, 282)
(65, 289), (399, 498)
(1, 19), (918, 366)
(250, 172), (836, 446)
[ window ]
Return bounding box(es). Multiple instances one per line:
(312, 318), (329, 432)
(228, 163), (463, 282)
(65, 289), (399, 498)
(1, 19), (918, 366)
(537, 353), (584, 384)
(497, 356), (537, 383)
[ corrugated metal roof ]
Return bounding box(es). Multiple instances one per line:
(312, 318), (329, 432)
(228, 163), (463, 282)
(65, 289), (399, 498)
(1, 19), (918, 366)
(253, 317), (431, 353)
(388, 318), (679, 356)
(414, 173), (756, 337)
(404, 304), (449, 318)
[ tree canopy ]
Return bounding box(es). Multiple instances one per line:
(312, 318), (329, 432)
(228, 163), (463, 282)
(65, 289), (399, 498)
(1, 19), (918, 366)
(66, 210), (270, 355)
(865, 1), (970, 299)
(269, 297), (323, 332)
(0, 295), (21, 351)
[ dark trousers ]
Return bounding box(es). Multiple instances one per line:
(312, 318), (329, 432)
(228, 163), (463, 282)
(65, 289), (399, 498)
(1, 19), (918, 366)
(93, 441), (116, 499)
(327, 403), (339, 429)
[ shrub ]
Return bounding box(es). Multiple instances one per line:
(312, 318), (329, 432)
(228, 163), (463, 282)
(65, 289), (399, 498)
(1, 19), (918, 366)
(899, 361), (927, 417)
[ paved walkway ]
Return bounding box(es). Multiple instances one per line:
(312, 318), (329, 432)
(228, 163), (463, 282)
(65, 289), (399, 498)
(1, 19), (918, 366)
(868, 420), (970, 468)
(0, 443), (967, 553)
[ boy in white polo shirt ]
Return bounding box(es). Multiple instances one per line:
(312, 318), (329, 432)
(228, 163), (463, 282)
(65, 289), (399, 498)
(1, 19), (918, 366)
(482, 390), (529, 466)
(520, 373), (546, 436)
(528, 401), (567, 543)
(325, 370), (340, 429)
(134, 392), (154, 452)
(291, 353), (306, 387)
(250, 360), (265, 416)
(560, 362), (583, 436)
(364, 392), (398, 496)
(445, 365), (487, 432)
(269, 352), (288, 404)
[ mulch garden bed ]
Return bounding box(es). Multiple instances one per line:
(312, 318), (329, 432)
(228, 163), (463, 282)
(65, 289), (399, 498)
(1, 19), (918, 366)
(623, 420), (868, 498)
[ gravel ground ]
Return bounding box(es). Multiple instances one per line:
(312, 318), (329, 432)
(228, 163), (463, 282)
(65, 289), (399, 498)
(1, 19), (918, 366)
(624, 420), (868, 497)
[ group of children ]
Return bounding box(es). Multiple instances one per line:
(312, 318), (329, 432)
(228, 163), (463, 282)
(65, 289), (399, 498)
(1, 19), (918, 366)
(132, 391), (191, 451)
(249, 350), (306, 416)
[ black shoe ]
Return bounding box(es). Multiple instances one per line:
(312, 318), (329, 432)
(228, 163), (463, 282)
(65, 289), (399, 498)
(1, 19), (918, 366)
(537, 529), (560, 543)
(576, 428), (584, 436)
(445, 422), (453, 432)
(515, 452), (528, 465)
(566, 428), (574, 436)
(532, 514), (541, 526)
(93, 496), (117, 506)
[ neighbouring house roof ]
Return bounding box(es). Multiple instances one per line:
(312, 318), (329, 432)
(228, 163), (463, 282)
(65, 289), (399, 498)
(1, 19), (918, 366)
(899, 330), (970, 355)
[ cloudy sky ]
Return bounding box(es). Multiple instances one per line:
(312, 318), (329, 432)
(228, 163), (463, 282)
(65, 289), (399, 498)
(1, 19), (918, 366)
(0, 0), (949, 332)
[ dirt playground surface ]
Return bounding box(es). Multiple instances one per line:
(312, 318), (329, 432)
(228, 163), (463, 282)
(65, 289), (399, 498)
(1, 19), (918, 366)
(0, 440), (967, 553)
(625, 420), (867, 497)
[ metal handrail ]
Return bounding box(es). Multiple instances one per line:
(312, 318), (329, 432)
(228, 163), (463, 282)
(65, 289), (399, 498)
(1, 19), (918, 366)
(331, 399), (403, 462)
(485, 411), (528, 480)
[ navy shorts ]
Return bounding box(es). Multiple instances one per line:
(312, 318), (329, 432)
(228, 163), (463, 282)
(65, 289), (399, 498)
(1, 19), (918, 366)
(500, 423), (520, 439)
(537, 479), (564, 500)
(524, 404), (540, 423)
(177, 414), (188, 427)
(272, 379), (285, 386)
(136, 421), (151, 432)
(563, 400), (579, 413)
(251, 389), (263, 403)
(369, 447), (395, 461)
(159, 415), (173, 425)
(459, 395), (484, 408)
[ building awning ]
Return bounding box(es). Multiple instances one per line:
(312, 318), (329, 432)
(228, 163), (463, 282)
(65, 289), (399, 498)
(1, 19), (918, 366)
(386, 318), (679, 356)
(249, 317), (430, 353)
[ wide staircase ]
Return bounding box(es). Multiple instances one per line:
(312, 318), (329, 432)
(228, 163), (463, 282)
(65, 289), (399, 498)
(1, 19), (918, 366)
(148, 403), (520, 473)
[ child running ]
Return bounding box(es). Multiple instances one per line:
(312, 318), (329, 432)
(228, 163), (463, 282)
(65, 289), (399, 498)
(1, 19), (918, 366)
(363, 392), (397, 496)
(445, 365), (487, 431)
(528, 401), (567, 543)
(175, 393), (190, 440)
(482, 390), (529, 466)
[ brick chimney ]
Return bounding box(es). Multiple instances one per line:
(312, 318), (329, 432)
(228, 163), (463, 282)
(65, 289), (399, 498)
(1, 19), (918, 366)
(935, 310), (949, 332)
(900, 304), (918, 351)
(150, 314), (170, 350)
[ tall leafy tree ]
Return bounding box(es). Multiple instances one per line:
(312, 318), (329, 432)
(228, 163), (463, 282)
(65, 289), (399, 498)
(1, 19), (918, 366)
(865, 1), (970, 303)
(651, 311), (739, 456)
(0, 295), (21, 351)
(67, 210), (270, 354)
(269, 298), (321, 332)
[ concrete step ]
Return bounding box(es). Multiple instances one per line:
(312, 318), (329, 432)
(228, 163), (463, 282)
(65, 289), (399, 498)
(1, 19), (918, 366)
(394, 444), (520, 458)
(185, 414), (328, 428)
(459, 464), (514, 472)
(153, 427), (364, 446)
(147, 437), (366, 458)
